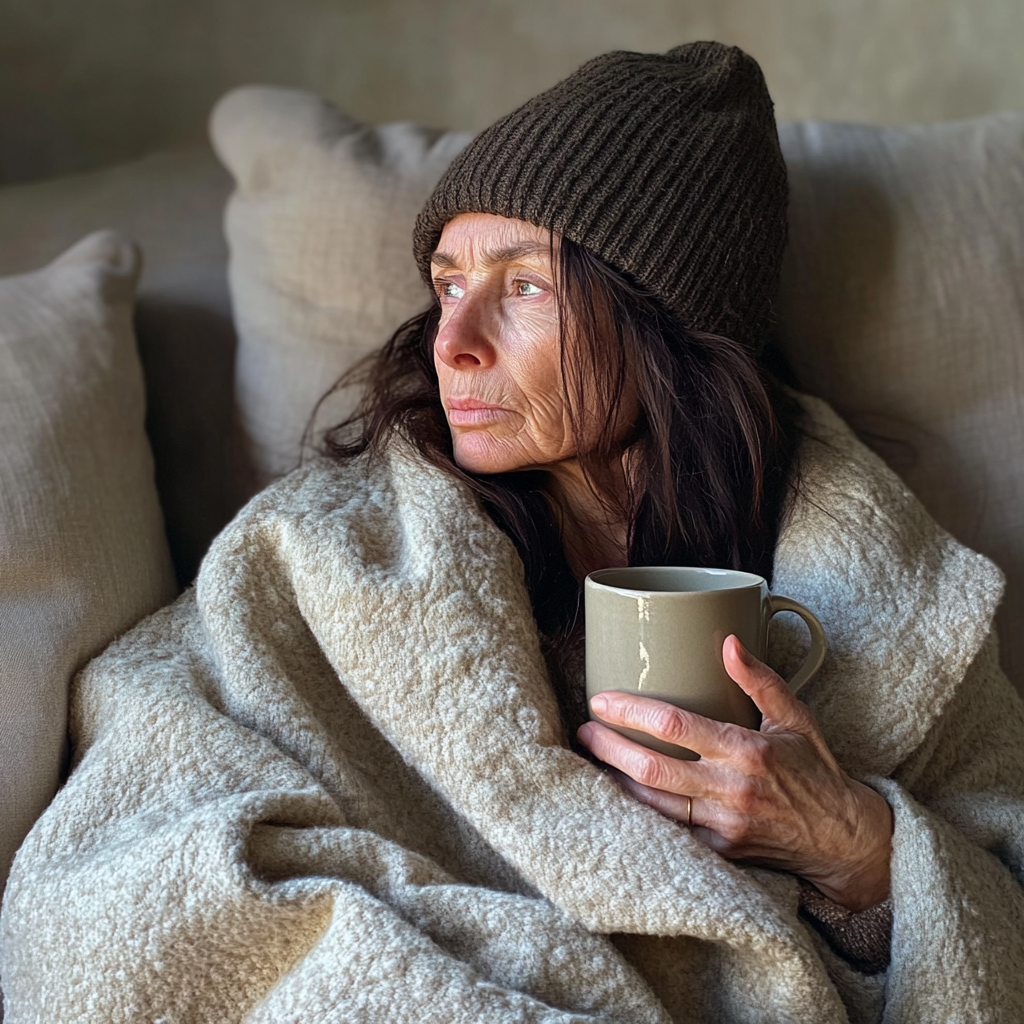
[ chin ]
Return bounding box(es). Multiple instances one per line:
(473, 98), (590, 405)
(452, 434), (524, 476)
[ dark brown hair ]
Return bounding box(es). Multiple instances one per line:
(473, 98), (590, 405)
(325, 237), (801, 639)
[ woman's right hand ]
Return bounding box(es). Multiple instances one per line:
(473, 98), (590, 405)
(577, 635), (893, 912)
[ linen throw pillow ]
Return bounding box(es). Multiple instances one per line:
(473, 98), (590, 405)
(0, 147), (236, 586)
(777, 115), (1024, 693)
(210, 86), (472, 495)
(0, 231), (177, 895)
(211, 87), (1024, 695)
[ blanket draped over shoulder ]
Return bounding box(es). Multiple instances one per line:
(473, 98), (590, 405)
(3, 396), (1023, 1024)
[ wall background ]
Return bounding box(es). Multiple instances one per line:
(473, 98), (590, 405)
(3, 0), (1023, 185)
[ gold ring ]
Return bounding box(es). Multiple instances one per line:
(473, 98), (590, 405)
(686, 795), (693, 828)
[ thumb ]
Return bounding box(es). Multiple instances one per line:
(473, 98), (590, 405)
(722, 634), (810, 731)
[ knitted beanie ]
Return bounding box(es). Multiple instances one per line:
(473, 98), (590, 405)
(413, 41), (788, 353)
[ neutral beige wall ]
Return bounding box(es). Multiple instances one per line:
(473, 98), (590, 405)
(2, 0), (1022, 185)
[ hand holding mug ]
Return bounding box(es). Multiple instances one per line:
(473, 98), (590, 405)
(580, 567), (892, 911)
(577, 634), (893, 912)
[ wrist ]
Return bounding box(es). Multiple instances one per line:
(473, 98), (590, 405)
(805, 783), (894, 912)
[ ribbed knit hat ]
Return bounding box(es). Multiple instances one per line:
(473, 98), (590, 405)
(413, 41), (788, 353)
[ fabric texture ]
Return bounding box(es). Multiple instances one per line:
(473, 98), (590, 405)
(209, 86), (472, 495)
(0, 231), (177, 898)
(777, 114), (1024, 697)
(413, 42), (788, 354)
(0, 146), (237, 585)
(3, 394), (1020, 1024)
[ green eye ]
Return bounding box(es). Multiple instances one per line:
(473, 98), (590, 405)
(518, 281), (543, 296)
(440, 281), (465, 299)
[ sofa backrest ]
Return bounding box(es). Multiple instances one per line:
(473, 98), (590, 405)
(2, 91), (1021, 694)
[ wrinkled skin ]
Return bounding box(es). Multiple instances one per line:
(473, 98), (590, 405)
(431, 213), (893, 911)
(432, 213), (570, 476)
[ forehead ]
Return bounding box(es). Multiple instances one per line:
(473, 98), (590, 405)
(432, 213), (556, 268)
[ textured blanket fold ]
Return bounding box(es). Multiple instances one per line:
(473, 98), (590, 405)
(3, 395), (1023, 1023)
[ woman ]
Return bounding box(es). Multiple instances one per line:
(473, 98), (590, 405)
(2, 43), (1022, 1024)
(350, 207), (895, 918)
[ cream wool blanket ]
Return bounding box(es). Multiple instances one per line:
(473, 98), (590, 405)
(3, 396), (1024, 1023)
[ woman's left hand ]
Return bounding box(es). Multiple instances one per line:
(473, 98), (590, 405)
(576, 635), (893, 912)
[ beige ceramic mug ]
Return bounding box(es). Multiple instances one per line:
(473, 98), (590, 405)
(585, 567), (827, 759)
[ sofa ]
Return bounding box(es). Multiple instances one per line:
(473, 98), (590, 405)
(2, 85), (1023, 919)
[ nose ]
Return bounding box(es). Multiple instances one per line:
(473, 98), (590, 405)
(434, 298), (497, 370)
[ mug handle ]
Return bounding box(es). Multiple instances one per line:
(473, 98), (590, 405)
(767, 596), (828, 694)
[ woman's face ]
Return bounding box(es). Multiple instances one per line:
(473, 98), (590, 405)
(430, 213), (573, 476)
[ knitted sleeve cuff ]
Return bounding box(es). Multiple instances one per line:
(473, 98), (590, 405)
(797, 880), (892, 975)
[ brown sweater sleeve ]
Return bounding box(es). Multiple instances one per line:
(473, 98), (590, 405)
(797, 879), (892, 974)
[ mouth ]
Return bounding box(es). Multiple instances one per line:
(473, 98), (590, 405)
(446, 397), (512, 427)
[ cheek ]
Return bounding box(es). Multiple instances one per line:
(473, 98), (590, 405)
(499, 311), (565, 419)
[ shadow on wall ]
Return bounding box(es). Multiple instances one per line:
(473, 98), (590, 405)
(2, 0), (1024, 185)
(135, 299), (237, 587)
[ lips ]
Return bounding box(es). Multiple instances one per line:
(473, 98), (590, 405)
(446, 397), (511, 427)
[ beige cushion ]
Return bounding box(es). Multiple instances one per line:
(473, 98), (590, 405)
(0, 232), (177, 894)
(0, 147), (236, 584)
(211, 86), (1024, 694)
(210, 86), (472, 494)
(777, 114), (1024, 695)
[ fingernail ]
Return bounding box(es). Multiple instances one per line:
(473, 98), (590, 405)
(590, 693), (608, 715)
(577, 722), (594, 745)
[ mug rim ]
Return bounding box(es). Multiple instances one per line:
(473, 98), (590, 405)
(585, 565), (766, 597)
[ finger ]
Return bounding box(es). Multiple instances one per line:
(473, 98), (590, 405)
(608, 767), (696, 822)
(576, 720), (712, 797)
(610, 770), (744, 846)
(588, 691), (742, 762)
(722, 634), (812, 730)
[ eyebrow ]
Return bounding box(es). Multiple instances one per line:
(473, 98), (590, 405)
(430, 240), (552, 271)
